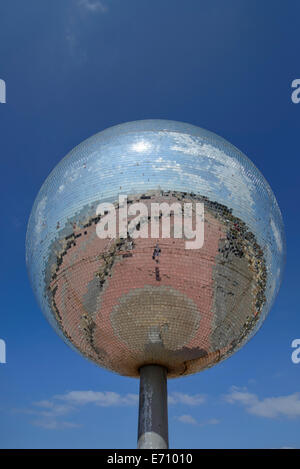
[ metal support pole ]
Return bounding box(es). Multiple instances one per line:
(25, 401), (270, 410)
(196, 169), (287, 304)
(137, 365), (169, 449)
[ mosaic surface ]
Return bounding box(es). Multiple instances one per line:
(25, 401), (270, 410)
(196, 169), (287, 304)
(26, 120), (285, 377)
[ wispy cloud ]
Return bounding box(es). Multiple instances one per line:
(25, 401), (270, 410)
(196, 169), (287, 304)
(168, 392), (206, 405)
(17, 390), (205, 430)
(55, 390), (139, 407)
(55, 390), (206, 407)
(176, 414), (198, 425)
(65, 0), (108, 63)
(78, 0), (107, 13)
(205, 418), (220, 425)
(28, 391), (138, 428)
(175, 414), (220, 426)
(224, 386), (300, 419)
(13, 400), (77, 430)
(32, 401), (73, 418)
(32, 419), (81, 430)
(65, 25), (87, 64)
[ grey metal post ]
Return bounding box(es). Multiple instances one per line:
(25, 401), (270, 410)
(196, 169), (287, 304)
(137, 365), (169, 449)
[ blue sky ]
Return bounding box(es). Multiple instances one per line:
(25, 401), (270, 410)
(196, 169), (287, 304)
(0, 0), (299, 449)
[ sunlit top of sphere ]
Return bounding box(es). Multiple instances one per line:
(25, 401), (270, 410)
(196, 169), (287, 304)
(26, 120), (285, 377)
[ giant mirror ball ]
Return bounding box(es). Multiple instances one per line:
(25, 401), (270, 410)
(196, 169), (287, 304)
(26, 120), (285, 377)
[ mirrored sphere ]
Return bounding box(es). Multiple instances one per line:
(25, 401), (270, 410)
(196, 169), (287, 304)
(26, 120), (285, 377)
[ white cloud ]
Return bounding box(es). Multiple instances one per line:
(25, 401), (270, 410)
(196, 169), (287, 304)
(55, 390), (138, 407)
(65, 27), (87, 65)
(56, 390), (205, 407)
(34, 400), (54, 409)
(175, 415), (220, 426)
(206, 418), (220, 425)
(65, 1), (107, 63)
(17, 391), (139, 430)
(225, 386), (300, 419)
(32, 419), (81, 430)
(32, 401), (73, 418)
(176, 414), (198, 425)
(168, 392), (206, 405)
(14, 400), (76, 430)
(78, 0), (107, 13)
(18, 390), (207, 430)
